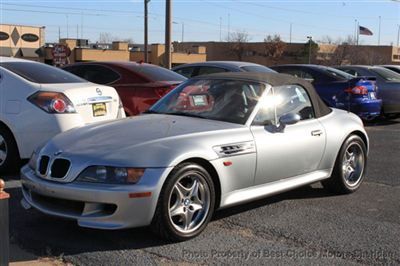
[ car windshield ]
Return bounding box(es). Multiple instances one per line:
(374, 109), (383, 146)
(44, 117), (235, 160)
(149, 79), (266, 124)
(0, 62), (85, 84)
(370, 67), (400, 81)
(129, 64), (187, 82)
(324, 67), (354, 80)
(240, 65), (275, 73)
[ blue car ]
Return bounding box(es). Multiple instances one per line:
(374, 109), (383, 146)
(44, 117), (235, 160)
(335, 65), (400, 118)
(270, 64), (382, 120)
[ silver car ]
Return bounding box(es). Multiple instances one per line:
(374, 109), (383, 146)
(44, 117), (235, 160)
(21, 72), (368, 241)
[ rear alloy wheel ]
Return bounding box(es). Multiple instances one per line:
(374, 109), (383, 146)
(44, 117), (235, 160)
(0, 126), (19, 173)
(322, 135), (367, 194)
(151, 163), (215, 241)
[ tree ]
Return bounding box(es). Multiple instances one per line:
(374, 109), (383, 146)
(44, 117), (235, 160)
(323, 35), (388, 65)
(227, 30), (250, 61)
(264, 34), (286, 63)
(120, 38), (135, 44)
(98, 32), (114, 43)
(98, 33), (134, 44)
(319, 35), (334, 44)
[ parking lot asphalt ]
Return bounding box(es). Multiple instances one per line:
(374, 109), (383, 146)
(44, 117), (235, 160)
(4, 117), (400, 265)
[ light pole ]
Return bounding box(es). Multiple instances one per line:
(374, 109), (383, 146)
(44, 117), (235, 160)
(144, 0), (149, 63)
(66, 14), (69, 38)
(307, 36), (312, 64)
(219, 17), (222, 42)
(397, 25), (400, 47)
(165, 0), (172, 69)
(378, 15), (381, 45)
(354, 19), (358, 43)
(173, 21), (184, 43)
(228, 13), (230, 42)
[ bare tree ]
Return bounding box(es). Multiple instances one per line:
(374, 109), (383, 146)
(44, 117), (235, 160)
(227, 30), (250, 60)
(319, 35), (335, 44)
(98, 33), (134, 44)
(98, 32), (114, 43)
(120, 38), (135, 44)
(264, 34), (286, 64)
(341, 35), (357, 45)
(324, 35), (358, 65)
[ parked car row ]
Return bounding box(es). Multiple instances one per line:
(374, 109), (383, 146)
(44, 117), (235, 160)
(172, 61), (400, 121)
(270, 64), (383, 121)
(335, 65), (400, 118)
(2, 58), (398, 174)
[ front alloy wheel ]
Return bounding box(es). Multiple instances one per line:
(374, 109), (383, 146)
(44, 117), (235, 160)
(168, 171), (211, 234)
(152, 163), (215, 241)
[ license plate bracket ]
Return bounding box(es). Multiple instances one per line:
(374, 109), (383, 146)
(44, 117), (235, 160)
(369, 92), (377, 100)
(92, 103), (107, 117)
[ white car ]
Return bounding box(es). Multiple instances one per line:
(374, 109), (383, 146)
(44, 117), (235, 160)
(0, 57), (125, 172)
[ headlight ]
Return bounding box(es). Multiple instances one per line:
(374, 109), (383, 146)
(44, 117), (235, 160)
(28, 151), (38, 170)
(76, 166), (145, 184)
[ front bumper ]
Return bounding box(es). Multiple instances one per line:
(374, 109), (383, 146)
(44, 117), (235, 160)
(20, 165), (173, 229)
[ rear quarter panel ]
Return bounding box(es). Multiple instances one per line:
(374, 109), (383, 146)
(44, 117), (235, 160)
(317, 108), (368, 173)
(114, 83), (161, 116)
(110, 66), (159, 116)
(0, 68), (43, 157)
(314, 81), (349, 108)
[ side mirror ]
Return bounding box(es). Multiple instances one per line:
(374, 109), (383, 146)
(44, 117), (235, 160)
(279, 113), (301, 126)
(277, 113), (301, 131)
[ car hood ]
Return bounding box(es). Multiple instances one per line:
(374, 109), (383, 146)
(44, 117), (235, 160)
(41, 114), (250, 167)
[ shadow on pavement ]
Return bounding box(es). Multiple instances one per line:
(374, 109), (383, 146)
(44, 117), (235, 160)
(364, 117), (400, 127)
(8, 184), (334, 259)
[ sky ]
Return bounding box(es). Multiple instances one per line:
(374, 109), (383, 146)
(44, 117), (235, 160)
(0, 0), (399, 45)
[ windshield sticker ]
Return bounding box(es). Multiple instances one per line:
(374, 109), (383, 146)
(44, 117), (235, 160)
(192, 95), (208, 106)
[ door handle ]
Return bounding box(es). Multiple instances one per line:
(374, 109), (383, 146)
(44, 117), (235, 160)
(311, 130), (323, 136)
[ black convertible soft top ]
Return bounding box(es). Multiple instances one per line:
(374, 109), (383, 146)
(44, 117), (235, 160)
(193, 72), (332, 118)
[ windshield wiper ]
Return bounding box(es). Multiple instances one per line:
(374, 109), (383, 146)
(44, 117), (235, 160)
(166, 112), (207, 119)
(143, 110), (163, 114)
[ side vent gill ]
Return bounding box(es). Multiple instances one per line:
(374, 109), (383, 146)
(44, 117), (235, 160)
(213, 141), (256, 157)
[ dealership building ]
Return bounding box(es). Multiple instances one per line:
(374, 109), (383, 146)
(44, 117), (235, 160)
(0, 24), (45, 61)
(1, 23), (399, 67)
(0, 23), (207, 67)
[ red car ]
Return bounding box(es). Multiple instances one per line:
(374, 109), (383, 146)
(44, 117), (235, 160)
(63, 62), (186, 116)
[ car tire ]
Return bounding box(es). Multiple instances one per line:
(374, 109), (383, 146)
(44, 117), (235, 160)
(151, 162), (215, 241)
(0, 125), (20, 174)
(322, 135), (367, 194)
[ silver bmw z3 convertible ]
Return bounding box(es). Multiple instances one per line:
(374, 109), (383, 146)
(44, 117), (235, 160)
(21, 72), (368, 241)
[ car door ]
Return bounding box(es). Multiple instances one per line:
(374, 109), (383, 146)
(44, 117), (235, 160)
(250, 85), (326, 185)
